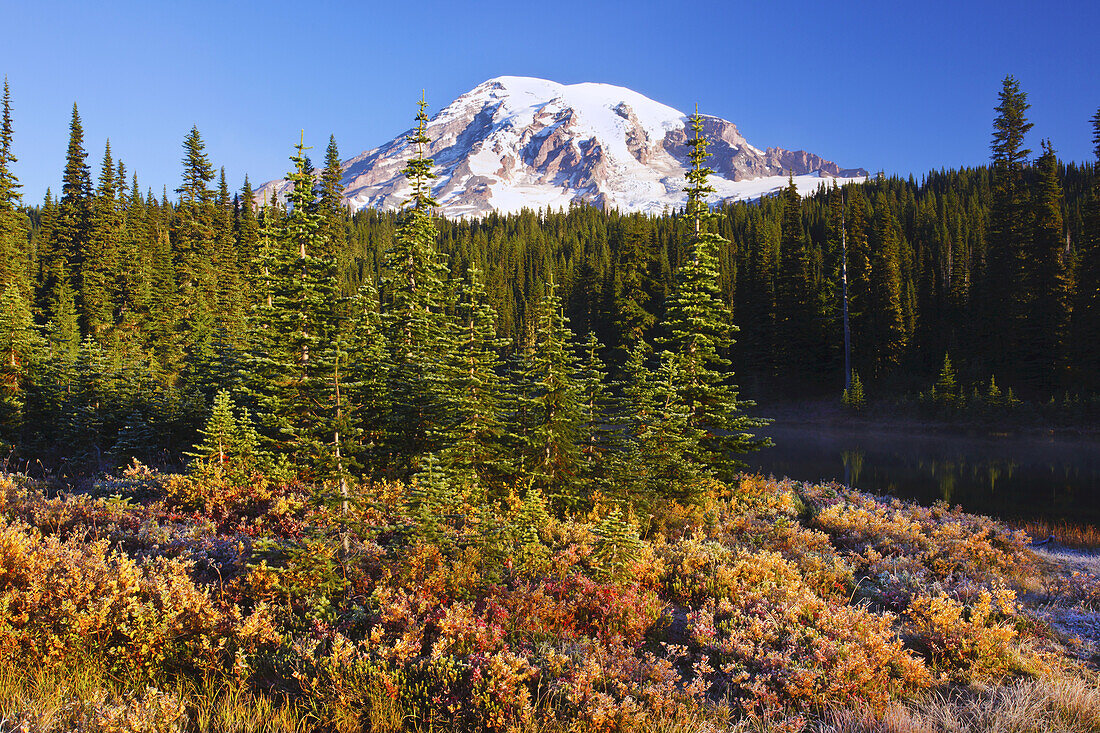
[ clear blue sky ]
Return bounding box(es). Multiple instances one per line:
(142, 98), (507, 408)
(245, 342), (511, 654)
(2, 0), (1098, 203)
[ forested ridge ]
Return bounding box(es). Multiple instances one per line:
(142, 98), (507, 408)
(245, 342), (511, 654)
(0, 76), (1096, 482)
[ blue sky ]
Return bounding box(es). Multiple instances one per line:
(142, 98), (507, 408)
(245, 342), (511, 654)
(1, 0), (1098, 202)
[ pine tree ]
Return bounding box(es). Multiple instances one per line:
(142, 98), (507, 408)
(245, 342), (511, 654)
(319, 135), (348, 271)
(344, 282), (391, 474)
(1025, 140), (1071, 391)
(845, 186), (873, 377)
(775, 174), (816, 378)
(188, 389), (261, 474)
(610, 215), (657, 360)
(81, 140), (120, 337)
(0, 78), (28, 297)
(1072, 107), (1100, 390)
(610, 344), (705, 508)
(591, 507), (642, 581)
(54, 104), (91, 331)
(407, 451), (458, 546)
(985, 75), (1034, 380)
(382, 95), (452, 466)
(658, 108), (768, 478)
(212, 167), (247, 342)
(932, 352), (958, 408)
(869, 198), (908, 376)
(576, 331), (613, 482)
(173, 126), (218, 360)
(511, 279), (583, 507)
(0, 282), (41, 442)
(116, 173), (149, 334)
(438, 266), (509, 492)
(235, 175), (261, 288)
(245, 133), (348, 481)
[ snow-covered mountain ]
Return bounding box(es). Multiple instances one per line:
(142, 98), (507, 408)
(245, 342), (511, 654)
(257, 76), (867, 218)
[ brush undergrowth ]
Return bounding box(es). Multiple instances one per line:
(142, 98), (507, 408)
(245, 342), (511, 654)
(0, 468), (1094, 732)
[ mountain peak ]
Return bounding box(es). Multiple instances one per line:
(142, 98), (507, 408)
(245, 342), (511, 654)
(257, 78), (866, 218)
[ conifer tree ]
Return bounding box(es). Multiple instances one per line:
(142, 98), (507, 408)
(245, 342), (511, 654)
(869, 198), (908, 376)
(610, 344), (705, 508)
(438, 266), (509, 492)
(576, 331), (612, 482)
(382, 95), (452, 466)
(775, 175), (817, 378)
(116, 174), (148, 334)
(591, 507), (642, 581)
(246, 133), (348, 481)
(0, 282), (41, 442)
(0, 78), (28, 297)
(319, 135), (348, 268)
(511, 279), (583, 507)
(344, 282), (391, 474)
(1072, 107), (1100, 390)
(985, 75), (1034, 378)
(932, 352), (958, 408)
(659, 108), (767, 477)
(81, 140), (120, 337)
(1026, 140), (1071, 390)
(189, 389), (261, 474)
(844, 186), (873, 376)
(173, 126), (218, 360)
(212, 167), (247, 343)
(235, 176), (260, 287)
(610, 215), (657, 360)
(54, 104), (91, 330)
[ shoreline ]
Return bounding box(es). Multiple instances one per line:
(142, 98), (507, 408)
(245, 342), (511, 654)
(756, 398), (1100, 442)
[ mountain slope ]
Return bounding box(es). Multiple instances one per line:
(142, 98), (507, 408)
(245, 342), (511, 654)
(257, 76), (867, 217)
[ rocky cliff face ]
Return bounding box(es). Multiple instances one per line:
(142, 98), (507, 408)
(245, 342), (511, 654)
(256, 76), (866, 218)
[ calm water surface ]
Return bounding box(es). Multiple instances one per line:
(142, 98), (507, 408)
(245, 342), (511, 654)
(748, 422), (1100, 525)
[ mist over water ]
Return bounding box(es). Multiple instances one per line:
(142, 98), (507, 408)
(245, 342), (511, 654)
(748, 423), (1100, 525)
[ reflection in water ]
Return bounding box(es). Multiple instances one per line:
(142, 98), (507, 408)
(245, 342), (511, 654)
(749, 424), (1100, 524)
(842, 449), (864, 487)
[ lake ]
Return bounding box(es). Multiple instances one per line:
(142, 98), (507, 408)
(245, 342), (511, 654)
(747, 420), (1100, 525)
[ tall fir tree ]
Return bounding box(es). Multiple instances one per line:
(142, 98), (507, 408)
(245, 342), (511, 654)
(438, 266), (509, 493)
(609, 343), (704, 509)
(1072, 107), (1100, 391)
(1025, 140), (1071, 391)
(246, 133), (350, 482)
(382, 95), (452, 467)
(318, 135), (349, 271)
(172, 126), (218, 361)
(610, 214), (657, 362)
(53, 104), (91, 330)
(212, 167), (247, 343)
(81, 140), (120, 338)
(868, 197), (908, 376)
(775, 175), (817, 380)
(658, 108), (768, 478)
(0, 78), (28, 296)
(985, 75), (1034, 382)
(510, 279), (583, 507)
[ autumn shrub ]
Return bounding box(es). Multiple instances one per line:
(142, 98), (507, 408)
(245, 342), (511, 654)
(904, 587), (1020, 683)
(1044, 569), (1100, 610)
(806, 486), (1031, 606)
(0, 521), (219, 678)
(685, 549), (930, 715)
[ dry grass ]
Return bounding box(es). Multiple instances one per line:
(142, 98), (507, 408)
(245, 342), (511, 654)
(0, 662), (186, 733)
(187, 677), (312, 733)
(1020, 520), (1100, 551)
(814, 675), (1100, 732)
